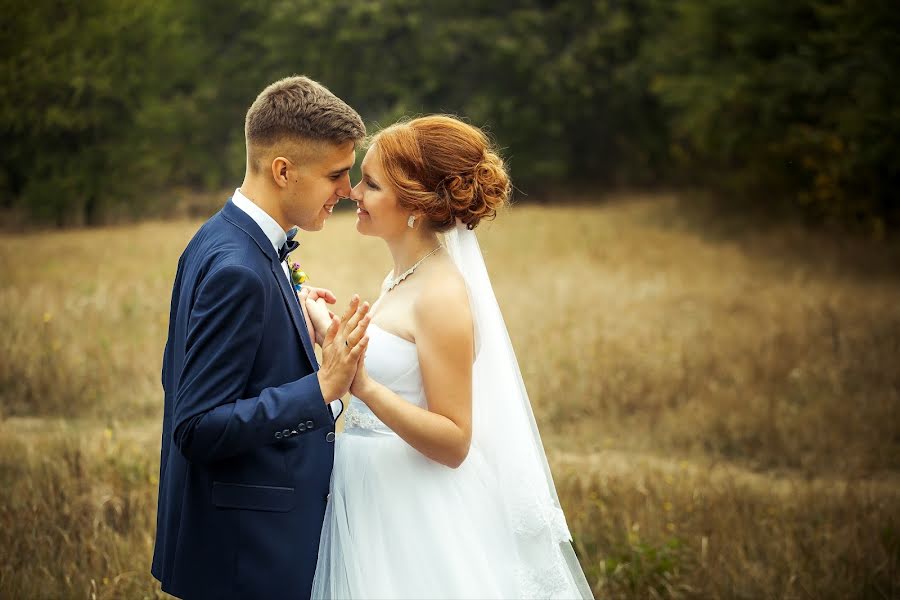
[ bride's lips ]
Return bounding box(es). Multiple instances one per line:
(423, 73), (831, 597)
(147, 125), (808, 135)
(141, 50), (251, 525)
(356, 206), (370, 217)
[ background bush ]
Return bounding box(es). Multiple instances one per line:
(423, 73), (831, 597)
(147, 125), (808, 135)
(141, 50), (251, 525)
(2, 0), (898, 231)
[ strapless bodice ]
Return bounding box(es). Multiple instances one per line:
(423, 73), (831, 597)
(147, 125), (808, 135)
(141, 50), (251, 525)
(343, 324), (425, 434)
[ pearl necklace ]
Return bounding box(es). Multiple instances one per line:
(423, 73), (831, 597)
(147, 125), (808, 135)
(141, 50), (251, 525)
(385, 245), (443, 292)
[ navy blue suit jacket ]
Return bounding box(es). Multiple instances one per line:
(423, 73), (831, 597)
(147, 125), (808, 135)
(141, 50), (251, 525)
(152, 199), (336, 599)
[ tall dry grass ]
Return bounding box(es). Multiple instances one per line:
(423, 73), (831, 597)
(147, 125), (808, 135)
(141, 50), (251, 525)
(1, 194), (898, 598)
(0, 419), (161, 599)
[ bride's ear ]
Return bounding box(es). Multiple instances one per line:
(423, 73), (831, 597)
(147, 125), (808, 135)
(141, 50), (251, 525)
(271, 156), (292, 188)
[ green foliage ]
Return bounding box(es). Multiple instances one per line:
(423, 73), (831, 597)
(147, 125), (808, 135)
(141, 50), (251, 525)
(1, 0), (897, 231)
(603, 536), (691, 598)
(647, 0), (900, 232)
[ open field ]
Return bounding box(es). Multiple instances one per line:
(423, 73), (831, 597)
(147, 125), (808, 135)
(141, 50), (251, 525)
(1, 195), (899, 598)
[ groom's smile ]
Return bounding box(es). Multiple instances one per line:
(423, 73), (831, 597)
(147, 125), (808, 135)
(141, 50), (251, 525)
(286, 140), (356, 232)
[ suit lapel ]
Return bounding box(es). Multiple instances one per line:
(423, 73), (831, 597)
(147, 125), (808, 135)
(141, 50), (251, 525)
(272, 260), (319, 370)
(222, 197), (318, 370)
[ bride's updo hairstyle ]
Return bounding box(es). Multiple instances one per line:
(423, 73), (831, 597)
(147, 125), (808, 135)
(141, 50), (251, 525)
(370, 115), (510, 231)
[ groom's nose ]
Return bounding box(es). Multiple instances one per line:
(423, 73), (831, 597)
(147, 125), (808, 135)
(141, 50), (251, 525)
(335, 173), (352, 198)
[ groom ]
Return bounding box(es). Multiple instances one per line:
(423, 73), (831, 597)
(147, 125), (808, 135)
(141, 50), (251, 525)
(152, 76), (369, 599)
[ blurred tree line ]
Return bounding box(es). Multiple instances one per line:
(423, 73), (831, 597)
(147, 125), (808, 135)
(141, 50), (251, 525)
(2, 0), (898, 232)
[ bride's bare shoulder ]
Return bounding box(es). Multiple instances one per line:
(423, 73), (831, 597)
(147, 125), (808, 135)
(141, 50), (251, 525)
(418, 256), (468, 305)
(413, 257), (472, 340)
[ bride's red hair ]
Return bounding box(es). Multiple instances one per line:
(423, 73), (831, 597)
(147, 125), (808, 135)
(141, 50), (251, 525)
(370, 115), (510, 231)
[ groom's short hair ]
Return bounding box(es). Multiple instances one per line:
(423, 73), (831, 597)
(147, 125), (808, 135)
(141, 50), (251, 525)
(245, 75), (365, 173)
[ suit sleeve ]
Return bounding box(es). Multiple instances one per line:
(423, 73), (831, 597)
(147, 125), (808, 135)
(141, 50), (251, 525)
(172, 263), (331, 464)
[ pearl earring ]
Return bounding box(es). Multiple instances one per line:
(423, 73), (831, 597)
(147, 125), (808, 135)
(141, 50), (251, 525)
(407, 215), (417, 228)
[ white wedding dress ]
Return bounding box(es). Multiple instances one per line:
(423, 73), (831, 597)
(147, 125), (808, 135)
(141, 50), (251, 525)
(311, 223), (593, 600)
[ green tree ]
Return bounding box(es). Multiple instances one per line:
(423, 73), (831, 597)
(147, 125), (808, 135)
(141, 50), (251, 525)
(646, 0), (900, 231)
(0, 0), (188, 224)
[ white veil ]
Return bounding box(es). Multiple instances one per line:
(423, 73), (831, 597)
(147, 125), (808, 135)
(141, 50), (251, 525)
(444, 221), (594, 599)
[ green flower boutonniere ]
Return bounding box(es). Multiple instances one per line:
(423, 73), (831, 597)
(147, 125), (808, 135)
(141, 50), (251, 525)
(290, 261), (308, 291)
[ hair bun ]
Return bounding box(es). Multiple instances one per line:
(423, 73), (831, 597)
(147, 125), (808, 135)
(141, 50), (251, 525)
(371, 115), (511, 232)
(444, 150), (510, 230)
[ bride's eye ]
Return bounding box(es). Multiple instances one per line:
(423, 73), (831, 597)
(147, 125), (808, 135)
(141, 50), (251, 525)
(366, 178), (380, 191)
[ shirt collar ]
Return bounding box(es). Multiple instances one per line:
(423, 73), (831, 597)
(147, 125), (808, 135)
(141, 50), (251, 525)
(231, 188), (287, 254)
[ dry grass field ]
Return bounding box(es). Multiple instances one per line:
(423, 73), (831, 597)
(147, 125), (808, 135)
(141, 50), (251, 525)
(1, 194), (899, 599)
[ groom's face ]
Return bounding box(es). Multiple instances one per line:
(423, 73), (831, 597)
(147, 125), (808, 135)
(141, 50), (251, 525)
(280, 140), (356, 232)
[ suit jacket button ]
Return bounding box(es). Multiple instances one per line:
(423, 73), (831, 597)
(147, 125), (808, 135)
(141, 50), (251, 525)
(298, 423), (307, 432)
(282, 429), (290, 437)
(326, 432), (336, 442)
(275, 432), (283, 440)
(306, 420), (315, 429)
(291, 429), (298, 436)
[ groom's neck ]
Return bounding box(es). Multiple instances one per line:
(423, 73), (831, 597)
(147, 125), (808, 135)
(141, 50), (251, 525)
(239, 177), (288, 232)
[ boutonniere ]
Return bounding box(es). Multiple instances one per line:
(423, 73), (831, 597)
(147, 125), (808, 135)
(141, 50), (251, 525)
(290, 261), (308, 291)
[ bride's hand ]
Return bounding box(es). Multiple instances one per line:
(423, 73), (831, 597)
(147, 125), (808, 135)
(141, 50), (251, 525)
(302, 292), (334, 346)
(349, 345), (374, 400)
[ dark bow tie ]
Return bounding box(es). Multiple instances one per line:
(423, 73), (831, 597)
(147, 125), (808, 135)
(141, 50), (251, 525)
(278, 227), (299, 262)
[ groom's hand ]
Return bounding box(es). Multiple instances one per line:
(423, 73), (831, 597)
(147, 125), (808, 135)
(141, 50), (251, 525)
(316, 295), (371, 402)
(300, 290), (334, 345)
(301, 286), (337, 305)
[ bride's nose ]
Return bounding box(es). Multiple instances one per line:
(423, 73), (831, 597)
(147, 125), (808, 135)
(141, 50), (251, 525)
(349, 181), (364, 201)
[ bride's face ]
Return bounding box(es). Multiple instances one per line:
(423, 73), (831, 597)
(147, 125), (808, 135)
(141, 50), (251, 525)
(350, 145), (409, 239)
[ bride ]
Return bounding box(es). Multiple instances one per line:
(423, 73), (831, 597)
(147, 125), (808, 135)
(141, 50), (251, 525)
(305, 115), (593, 599)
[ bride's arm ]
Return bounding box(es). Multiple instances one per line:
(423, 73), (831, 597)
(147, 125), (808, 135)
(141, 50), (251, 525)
(350, 280), (474, 469)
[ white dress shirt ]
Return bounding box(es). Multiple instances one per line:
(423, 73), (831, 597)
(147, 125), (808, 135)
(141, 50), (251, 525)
(231, 188), (293, 286)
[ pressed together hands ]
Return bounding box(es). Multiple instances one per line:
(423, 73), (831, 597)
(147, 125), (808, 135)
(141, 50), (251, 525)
(299, 288), (374, 404)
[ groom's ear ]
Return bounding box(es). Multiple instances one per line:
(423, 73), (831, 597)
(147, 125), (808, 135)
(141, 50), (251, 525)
(271, 156), (292, 188)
